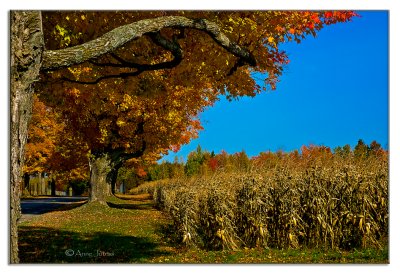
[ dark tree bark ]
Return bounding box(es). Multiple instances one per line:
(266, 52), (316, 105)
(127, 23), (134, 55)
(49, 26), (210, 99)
(50, 179), (56, 196)
(110, 168), (118, 195)
(10, 11), (44, 263)
(110, 162), (123, 195)
(23, 173), (30, 195)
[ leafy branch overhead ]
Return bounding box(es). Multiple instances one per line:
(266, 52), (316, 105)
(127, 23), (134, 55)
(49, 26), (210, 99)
(42, 11), (356, 94)
(42, 16), (256, 73)
(36, 10), (358, 177)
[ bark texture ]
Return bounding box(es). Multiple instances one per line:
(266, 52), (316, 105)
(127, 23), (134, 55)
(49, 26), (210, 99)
(10, 11), (44, 263)
(88, 154), (114, 204)
(42, 16), (256, 70)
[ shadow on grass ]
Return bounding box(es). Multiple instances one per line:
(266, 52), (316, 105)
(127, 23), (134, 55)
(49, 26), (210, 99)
(114, 193), (152, 201)
(106, 201), (154, 210)
(18, 226), (171, 263)
(50, 201), (88, 213)
(155, 223), (182, 248)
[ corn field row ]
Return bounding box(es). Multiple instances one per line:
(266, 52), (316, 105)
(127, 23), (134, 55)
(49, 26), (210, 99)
(149, 158), (388, 251)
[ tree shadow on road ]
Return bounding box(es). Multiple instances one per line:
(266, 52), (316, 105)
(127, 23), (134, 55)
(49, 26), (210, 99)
(18, 226), (171, 263)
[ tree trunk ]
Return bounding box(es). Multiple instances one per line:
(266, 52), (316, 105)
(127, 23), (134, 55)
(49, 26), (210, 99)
(50, 179), (56, 196)
(10, 11), (44, 263)
(32, 178), (37, 196)
(38, 172), (43, 195)
(110, 169), (118, 195)
(41, 172), (47, 195)
(23, 173), (30, 196)
(110, 162), (123, 195)
(88, 154), (114, 205)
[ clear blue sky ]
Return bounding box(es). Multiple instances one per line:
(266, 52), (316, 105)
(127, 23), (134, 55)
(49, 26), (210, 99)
(162, 11), (389, 162)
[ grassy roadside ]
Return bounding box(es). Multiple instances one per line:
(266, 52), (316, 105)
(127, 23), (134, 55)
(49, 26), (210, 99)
(152, 247), (388, 264)
(18, 194), (388, 263)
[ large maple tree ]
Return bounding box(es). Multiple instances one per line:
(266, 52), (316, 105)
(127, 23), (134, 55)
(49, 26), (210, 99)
(10, 10), (356, 262)
(38, 11), (357, 204)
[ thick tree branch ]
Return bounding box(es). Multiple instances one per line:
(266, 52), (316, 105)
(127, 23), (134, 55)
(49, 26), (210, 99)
(65, 32), (184, 85)
(147, 32), (183, 60)
(228, 58), (246, 76)
(42, 16), (256, 71)
(88, 32), (183, 69)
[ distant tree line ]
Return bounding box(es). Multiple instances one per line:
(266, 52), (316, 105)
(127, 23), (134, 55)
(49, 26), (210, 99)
(115, 139), (387, 187)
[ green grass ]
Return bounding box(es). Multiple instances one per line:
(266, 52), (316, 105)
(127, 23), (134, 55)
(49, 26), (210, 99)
(18, 194), (388, 264)
(150, 247), (388, 264)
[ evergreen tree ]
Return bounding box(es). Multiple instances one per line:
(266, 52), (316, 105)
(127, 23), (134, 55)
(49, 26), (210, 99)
(354, 139), (368, 159)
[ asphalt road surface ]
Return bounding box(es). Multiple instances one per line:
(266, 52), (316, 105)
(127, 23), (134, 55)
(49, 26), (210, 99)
(20, 196), (88, 223)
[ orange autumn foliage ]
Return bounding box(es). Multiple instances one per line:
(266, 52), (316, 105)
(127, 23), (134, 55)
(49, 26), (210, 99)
(24, 95), (64, 175)
(24, 95), (89, 185)
(37, 11), (356, 162)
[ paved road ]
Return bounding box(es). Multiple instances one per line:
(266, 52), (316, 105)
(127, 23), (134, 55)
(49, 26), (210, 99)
(20, 196), (88, 223)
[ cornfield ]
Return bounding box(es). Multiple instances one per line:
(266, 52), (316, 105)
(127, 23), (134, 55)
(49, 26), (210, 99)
(150, 157), (388, 251)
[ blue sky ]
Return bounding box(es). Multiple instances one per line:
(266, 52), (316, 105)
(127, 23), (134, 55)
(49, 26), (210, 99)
(162, 11), (389, 162)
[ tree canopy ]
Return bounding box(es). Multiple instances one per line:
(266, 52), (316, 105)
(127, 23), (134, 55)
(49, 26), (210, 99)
(27, 10), (359, 203)
(38, 11), (356, 162)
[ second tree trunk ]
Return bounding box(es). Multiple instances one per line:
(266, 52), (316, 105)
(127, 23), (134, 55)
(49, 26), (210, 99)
(88, 153), (114, 204)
